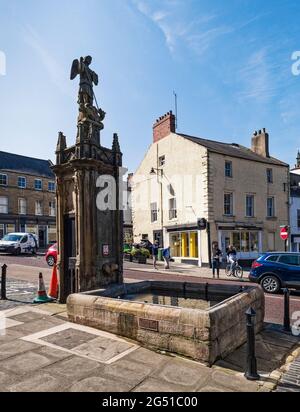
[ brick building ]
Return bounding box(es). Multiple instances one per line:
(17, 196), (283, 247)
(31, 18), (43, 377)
(0, 151), (56, 247)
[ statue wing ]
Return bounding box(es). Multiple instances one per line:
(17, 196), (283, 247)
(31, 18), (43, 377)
(70, 59), (80, 80)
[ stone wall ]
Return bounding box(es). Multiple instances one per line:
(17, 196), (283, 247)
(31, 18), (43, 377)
(67, 282), (265, 365)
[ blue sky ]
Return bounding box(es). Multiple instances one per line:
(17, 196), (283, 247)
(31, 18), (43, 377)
(0, 0), (300, 171)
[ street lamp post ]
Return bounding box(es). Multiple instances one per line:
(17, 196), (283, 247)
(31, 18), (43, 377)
(150, 167), (164, 247)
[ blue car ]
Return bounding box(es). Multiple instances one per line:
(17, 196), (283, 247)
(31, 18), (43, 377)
(249, 252), (300, 294)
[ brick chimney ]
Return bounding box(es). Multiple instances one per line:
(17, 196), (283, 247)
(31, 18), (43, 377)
(153, 111), (176, 143)
(251, 128), (270, 158)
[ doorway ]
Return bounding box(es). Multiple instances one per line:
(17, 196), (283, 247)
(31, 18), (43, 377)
(153, 230), (163, 247)
(38, 226), (47, 248)
(63, 215), (76, 295)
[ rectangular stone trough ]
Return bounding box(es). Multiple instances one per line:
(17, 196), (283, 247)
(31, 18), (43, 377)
(67, 281), (265, 365)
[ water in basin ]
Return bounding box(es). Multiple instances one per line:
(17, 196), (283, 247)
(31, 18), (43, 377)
(120, 289), (222, 310)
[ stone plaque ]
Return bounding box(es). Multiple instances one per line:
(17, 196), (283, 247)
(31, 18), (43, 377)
(139, 318), (159, 332)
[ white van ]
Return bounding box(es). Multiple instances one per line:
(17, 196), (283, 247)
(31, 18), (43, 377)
(0, 232), (38, 255)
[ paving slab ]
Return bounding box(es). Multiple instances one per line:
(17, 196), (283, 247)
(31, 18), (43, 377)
(41, 328), (99, 350)
(0, 329), (25, 344)
(72, 336), (135, 363)
(102, 358), (156, 387)
(0, 351), (58, 375)
(207, 369), (259, 392)
(10, 317), (65, 336)
(32, 345), (73, 362)
(68, 375), (133, 392)
(0, 339), (39, 361)
(43, 355), (102, 379)
(8, 311), (48, 323)
(133, 377), (193, 392)
(7, 372), (69, 392)
(124, 347), (168, 367)
(0, 370), (19, 390)
(151, 357), (211, 390)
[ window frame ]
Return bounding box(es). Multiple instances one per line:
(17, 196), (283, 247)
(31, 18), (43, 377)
(35, 200), (43, 216)
(18, 176), (27, 189)
(150, 202), (158, 223)
(297, 210), (300, 229)
(18, 198), (27, 215)
(267, 196), (275, 218)
(245, 194), (255, 218)
(34, 179), (42, 191)
(169, 197), (177, 220)
(225, 161), (233, 178)
(49, 200), (56, 217)
(0, 174), (8, 186)
(224, 192), (233, 216)
(0, 196), (8, 214)
(48, 181), (55, 192)
(267, 168), (273, 184)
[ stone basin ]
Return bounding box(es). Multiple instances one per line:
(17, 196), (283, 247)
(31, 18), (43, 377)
(67, 280), (265, 365)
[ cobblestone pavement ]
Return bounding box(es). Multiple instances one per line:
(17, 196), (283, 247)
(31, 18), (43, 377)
(276, 356), (300, 392)
(0, 306), (299, 392)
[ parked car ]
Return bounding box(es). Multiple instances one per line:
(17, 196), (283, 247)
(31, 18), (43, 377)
(249, 252), (300, 294)
(46, 243), (58, 266)
(0, 232), (38, 255)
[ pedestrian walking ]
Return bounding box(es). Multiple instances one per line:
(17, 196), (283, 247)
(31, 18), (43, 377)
(152, 241), (159, 270)
(212, 243), (222, 279)
(162, 246), (171, 269)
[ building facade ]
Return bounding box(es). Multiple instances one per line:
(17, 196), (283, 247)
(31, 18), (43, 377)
(0, 151), (56, 247)
(132, 112), (289, 266)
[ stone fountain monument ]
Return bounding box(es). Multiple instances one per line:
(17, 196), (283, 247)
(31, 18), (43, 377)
(52, 56), (123, 303)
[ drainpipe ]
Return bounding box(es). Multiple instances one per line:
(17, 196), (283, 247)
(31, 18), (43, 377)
(207, 221), (212, 268)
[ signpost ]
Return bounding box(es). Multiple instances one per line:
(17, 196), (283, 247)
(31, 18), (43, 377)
(280, 226), (289, 252)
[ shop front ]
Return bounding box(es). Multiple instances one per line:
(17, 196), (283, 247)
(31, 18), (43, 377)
(167, 224), (200, 266)
(217, 224), (262, 262)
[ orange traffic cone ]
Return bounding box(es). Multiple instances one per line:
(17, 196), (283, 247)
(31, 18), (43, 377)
(33, 272), (53, 303)
(48, 265), (58, 299)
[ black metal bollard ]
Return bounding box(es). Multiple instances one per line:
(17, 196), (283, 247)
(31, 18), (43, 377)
(244, 307), (260, 381)
(1, 264), (7, 300)
(283, 288), (291, 333)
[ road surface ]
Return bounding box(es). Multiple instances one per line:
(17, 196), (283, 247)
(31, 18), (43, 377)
(1, 253), (300, 328)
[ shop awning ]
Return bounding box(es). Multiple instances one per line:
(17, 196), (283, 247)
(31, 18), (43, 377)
(216, 222), (263, 230)
(165, 223), (198, 233)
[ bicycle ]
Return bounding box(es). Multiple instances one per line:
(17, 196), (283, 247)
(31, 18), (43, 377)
(225, 259), (243, 278)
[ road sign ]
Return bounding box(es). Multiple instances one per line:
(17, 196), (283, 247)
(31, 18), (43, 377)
(280, 227), (289, 241)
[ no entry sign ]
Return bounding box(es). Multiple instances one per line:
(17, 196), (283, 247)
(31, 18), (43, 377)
(280, 227), (289, 241)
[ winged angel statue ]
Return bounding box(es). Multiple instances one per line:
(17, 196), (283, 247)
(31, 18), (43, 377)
(70, 56), (105, 125)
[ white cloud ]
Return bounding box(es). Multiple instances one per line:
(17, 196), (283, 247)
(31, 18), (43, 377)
(236, 48), (277, 102)
(23, 25), (70, 96)
(132, 0), (224, 56)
